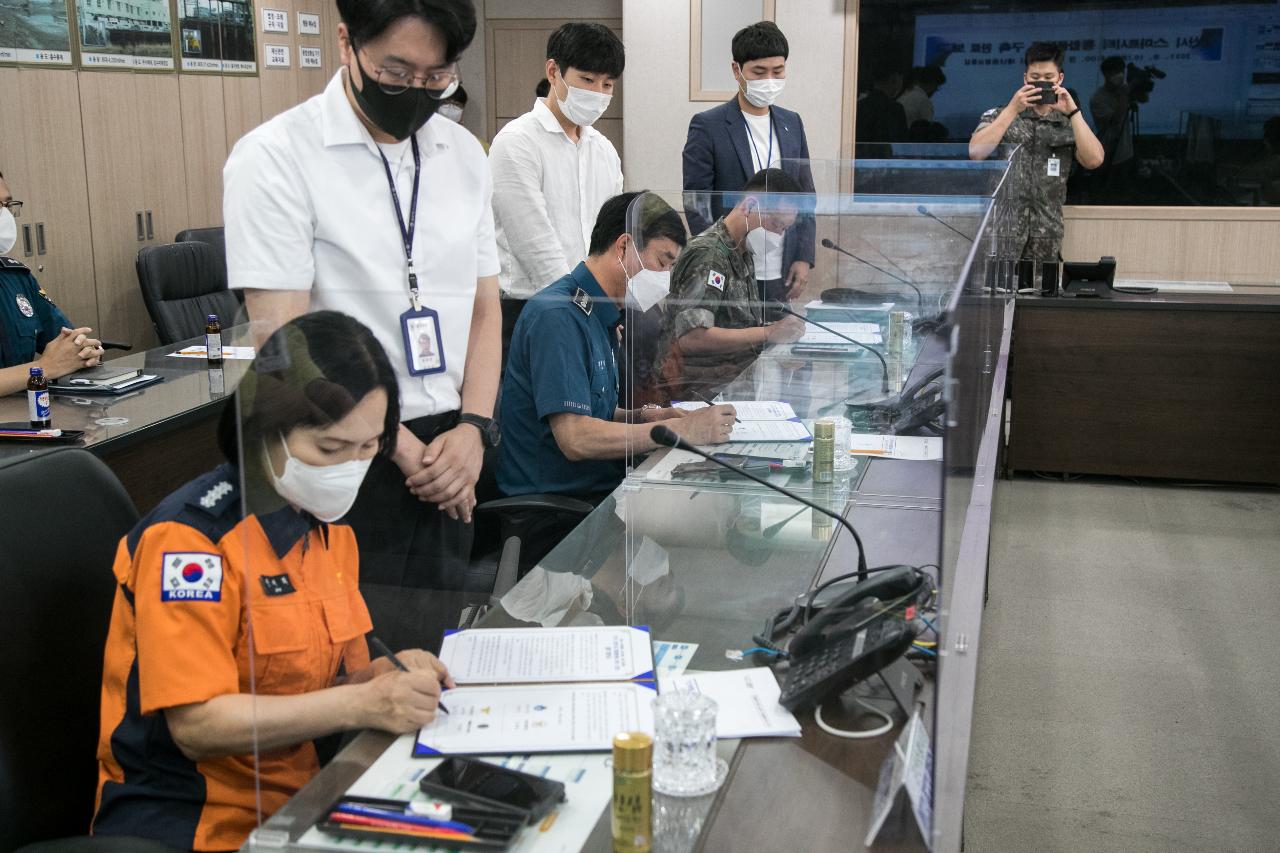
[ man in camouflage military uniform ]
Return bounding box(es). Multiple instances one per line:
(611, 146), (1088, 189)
(648, 169), (805, 403)
(970, 42), (1104, 262)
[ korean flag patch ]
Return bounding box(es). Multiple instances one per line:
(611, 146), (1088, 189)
(161, 552), (224, 602)
(707, 270), (726, 291)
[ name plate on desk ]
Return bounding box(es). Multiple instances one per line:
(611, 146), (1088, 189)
(866, 710), (933, 850)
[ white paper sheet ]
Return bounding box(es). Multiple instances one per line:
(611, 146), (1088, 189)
(798, 322), (884, 345)
(415, 683), (657, 755)
(295, 739), (614, 853)
(730, 419), (811, 443)
(672, 400), (799, 421)
(805, 300), (894, 311)
(166, 345), (256, 360)
(849, 433), (942, 461)
(439, 626), (655, 684)
(659, 668), (801, 738)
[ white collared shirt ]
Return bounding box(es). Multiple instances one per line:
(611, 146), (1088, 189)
(223, 71), (499, 421)
(741, 109), (783, 280)
(488, 98), (623, 299)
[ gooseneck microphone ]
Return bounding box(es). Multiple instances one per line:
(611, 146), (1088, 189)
(769, 302), (889, 394)
(650, 425), (869, 579)
(821, 238), (924, 311)
(916, 204), (975, 242)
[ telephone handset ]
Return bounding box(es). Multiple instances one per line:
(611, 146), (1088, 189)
(777, 565), (930, 712)
(851, 366), (946, 436)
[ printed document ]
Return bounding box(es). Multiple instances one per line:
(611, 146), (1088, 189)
(850, 433), (942, 461)
(660, 668), (801, 739)
(672, 400), (798, 421)
(798, 322), (884, 345)
(439, 626), (654, 684)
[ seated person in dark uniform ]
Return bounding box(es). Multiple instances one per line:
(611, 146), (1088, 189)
(93, 311), (452, 852)
(498, 192), (735, 564)
(0, 169), (104, 394)
(649, 169), (805, 404)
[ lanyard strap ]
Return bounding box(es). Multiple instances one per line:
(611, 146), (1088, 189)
(747, 111), (775, 171)
(377, 137), (422, 308)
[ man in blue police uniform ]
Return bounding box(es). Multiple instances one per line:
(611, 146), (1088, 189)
(498, 192), (735, 564)
(0, 170), (103, 395)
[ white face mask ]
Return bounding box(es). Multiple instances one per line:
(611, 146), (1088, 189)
(267, 435), (373, 523)
(438, 103), (464, 123)
(554, 75), (612, 127)
(0, 209), (16, 256)
(621, 240), (671, 313)
(745, 208), (785, 258)
(740, 76), (786, 109)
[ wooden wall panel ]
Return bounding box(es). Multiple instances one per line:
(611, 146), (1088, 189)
(79, 72), (151, 349)
(257, 0), (302, 122)
(136, 74), (190, 246)
(179, 74), (228, 229)
(1062, 206), (1280, 285)
(222, 74), (264, 151)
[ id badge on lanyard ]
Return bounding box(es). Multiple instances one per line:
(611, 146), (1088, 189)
(380, 137), (447, 377)
(1047, 156), (1061, 177)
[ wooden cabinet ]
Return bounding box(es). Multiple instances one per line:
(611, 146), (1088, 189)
(80, 71), (189, 350)
(0, 68), (99, 332)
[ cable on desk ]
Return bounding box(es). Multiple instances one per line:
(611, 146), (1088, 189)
(815, 698), (895, 739)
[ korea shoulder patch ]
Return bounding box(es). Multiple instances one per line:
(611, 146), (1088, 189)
(162, 552), (224, 602)
(707, 270), (726, 291)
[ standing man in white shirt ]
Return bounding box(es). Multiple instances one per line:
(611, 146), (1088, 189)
(898, 65), (946, 129)
(222, 0), (502, 617)
(682, 21), (815, 318)
(489, 22), (625, 356)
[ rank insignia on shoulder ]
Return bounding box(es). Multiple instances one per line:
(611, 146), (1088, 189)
(980, 107), (1001, 122)
(571, 287), (593, 315)
(37, 287), (56, 304)
(0, 256), (29, 270)
(707, 270), (726, 291)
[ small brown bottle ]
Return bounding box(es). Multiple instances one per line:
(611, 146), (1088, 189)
(205, 314), (223, 366)
(612, 731), (653, 853)
(27, 367), (51, 428)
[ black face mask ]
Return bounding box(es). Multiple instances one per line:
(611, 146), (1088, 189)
(349, 46), (441, 141)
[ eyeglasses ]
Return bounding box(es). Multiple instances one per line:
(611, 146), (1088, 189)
(0, 200), (22, 217)
(356, 45), (458, 98)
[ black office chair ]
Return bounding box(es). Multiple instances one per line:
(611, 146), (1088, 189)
(136, 241), (243, 345)
(0, 449), (140, 851)
(174, 226), (226, 262)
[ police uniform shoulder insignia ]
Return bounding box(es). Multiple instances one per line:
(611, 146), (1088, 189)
(0, 256), (29, 271)
(15, 294), (34, 318)
(161, 552), (224, 602)
(707, 270), (726, 291)
(571, 287), (593, 315)
(979, 107), (1001, 122)
(37, 287), (56, 305)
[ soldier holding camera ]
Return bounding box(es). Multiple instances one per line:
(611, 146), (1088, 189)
(969, 42), (1104, 262)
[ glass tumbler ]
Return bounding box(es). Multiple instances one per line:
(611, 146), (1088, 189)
(651, 692), (727, 797)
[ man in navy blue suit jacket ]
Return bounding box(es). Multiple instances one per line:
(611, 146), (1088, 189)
(682, 21), (816, 311)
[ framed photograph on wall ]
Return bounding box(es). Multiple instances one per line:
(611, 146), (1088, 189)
(177, 0), (257, 74)
(75, 0), (175, 69)
(0, 0), (74, 65)
(690, 0), (776, 101)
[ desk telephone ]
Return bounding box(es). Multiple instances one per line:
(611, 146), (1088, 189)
(773, 565), (930, 712)
(853, 367), (946, 436)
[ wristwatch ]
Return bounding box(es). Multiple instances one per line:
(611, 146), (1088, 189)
(458, 413), (501, 448)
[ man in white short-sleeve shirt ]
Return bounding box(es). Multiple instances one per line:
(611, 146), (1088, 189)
(223, 0), (500, 605)
(489, 22), (624, 353)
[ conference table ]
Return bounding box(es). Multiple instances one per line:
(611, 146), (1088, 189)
(1007, 285), (1280, 483)
(250, 315), (966, 853)
(0, 327), (251, 512)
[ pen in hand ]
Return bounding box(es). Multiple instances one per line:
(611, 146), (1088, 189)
(689, 389), (741, 423)
(369, 635), (450, 715)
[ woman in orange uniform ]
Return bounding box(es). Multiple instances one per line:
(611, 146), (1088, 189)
(93, 311), (453, 851)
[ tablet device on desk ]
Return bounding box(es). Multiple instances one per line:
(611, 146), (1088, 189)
(48, 374), (163, 395)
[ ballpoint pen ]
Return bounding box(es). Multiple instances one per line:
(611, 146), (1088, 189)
(369, 635), (450, 715)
